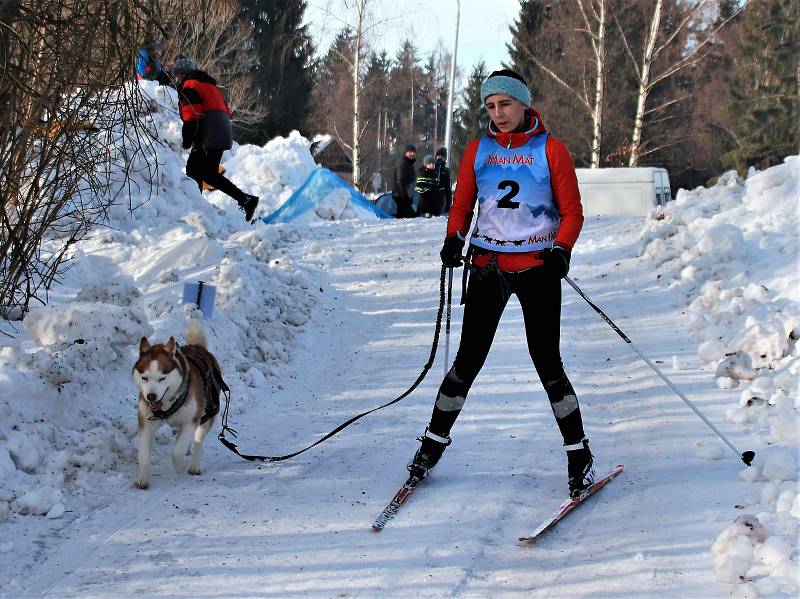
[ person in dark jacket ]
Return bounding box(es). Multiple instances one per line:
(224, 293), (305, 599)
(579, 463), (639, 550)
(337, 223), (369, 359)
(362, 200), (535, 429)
(415, 154), (442, 217)
(136, 42), (171, 86)
(173, 55), (259, 222)
(393, 144), (417, 218)
(434, 147), (453, 214)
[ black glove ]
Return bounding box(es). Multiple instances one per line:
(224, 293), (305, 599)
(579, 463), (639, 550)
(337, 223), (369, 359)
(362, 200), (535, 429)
(440, 236), (465, 268)
(540, 245), (570, 279)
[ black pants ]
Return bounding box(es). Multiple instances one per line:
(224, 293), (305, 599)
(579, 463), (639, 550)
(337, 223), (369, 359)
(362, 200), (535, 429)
(186, 148), (246, 203)
(428, 263), (586, 445)
(394, 195), (416, 218)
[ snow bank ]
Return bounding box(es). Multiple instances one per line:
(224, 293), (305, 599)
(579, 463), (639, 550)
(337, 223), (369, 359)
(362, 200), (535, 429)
(0, 80), (325, 524)
(640, 157), (800, 593)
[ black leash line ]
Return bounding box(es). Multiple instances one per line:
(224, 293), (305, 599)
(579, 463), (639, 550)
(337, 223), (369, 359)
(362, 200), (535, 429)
(218, 265), (448, 462)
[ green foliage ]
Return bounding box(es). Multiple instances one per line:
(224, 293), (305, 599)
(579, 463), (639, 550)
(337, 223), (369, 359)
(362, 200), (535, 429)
(451, 60), (488, 176)
(505, 0), (549, 103)
(236, 0), (315, 144)
(723, 0), (800, 172)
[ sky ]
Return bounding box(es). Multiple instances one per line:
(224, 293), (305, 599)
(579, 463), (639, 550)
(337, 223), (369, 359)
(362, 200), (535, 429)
(304, 0), (521, 79)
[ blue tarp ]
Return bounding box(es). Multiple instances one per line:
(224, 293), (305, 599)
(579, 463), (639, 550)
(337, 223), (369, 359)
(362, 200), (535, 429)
(262, 168), (392, 224)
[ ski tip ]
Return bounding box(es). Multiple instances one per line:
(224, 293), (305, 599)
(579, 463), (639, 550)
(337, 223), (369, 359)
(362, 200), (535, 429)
(371, 525), (384, 532)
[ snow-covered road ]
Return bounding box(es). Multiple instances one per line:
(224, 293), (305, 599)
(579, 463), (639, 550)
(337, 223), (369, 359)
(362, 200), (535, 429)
(17, 216), (753, 598)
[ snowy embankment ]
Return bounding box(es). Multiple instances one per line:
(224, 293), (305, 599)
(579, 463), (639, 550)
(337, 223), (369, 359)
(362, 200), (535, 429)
(0, 81), (376, 525)
(639, 157), (800, 596)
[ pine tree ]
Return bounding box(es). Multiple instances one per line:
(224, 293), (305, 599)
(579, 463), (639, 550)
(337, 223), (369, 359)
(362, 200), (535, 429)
(388, 40), (425, 146)
(505, 0), (549, 103)
(236, 0), (315, 143)
(451, 60), (488, 175)
(723, 0), (799, 172)
(361, 51), (393, 190)
(308, 28), (355, 148)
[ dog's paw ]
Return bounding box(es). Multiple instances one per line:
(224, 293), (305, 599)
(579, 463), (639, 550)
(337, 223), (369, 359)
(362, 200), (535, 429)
(188, 466), (202, 476)
(135, 478), (150, 490)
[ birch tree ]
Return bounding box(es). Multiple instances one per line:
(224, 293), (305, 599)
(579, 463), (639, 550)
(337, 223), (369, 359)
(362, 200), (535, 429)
(511, 0), (611, 167)
(617, 0), (744, 166)
(312, 0), (402, 190)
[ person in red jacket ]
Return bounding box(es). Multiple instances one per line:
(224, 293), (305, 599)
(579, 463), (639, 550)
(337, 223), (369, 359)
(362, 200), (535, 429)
(408, 69), (594, 498)
(173, 55), (259, 222)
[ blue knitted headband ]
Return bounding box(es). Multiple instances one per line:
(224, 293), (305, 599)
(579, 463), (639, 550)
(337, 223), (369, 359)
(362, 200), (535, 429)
(480, 75), (532, 107)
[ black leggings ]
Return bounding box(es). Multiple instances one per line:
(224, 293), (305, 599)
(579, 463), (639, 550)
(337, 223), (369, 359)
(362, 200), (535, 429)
(186, 148), (246, 203)
(428, 263), (586, 445)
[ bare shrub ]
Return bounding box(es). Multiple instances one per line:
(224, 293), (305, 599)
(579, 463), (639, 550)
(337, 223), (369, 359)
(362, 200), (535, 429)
(162, 0), (266, 128)
(0, 0), (159, 325)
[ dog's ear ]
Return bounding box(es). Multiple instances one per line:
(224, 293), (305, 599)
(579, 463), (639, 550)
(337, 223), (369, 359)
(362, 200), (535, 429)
(165, 336), (176, 355)
(139, 337), (151, 353)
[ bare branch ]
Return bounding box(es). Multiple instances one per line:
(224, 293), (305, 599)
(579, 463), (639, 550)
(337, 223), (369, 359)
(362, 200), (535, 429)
(519, 45), (592, 111)
(613, 13), (642, 81)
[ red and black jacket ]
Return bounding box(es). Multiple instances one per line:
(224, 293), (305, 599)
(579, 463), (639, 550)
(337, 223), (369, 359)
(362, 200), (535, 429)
(447, 110), (584, 272)
(178, 70), (233, 151)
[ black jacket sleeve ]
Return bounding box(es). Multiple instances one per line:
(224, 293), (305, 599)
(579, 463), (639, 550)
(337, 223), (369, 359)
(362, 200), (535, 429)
(182, 120), (199, 149)
(393, 159), (412, 200)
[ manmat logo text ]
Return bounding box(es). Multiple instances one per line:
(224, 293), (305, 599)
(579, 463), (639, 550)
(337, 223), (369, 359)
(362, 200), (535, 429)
(487, 153), (535, 166)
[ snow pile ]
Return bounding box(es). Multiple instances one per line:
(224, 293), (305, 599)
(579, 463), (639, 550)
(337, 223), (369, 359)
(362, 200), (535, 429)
(220, 130), (319, 216)
(639, 157), (800, 593)
(0, 80), (324, 523)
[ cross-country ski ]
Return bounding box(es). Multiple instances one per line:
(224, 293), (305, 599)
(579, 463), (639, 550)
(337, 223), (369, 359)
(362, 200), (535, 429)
(372, 475), (423, 531)
(519, 464), (625, 543)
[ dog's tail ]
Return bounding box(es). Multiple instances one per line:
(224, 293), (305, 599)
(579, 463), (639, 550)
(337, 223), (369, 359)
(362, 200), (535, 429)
(185, 320), (208, 348)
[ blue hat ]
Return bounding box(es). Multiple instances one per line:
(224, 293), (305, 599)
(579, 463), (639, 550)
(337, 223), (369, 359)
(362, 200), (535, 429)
(480, 70), (532, 107)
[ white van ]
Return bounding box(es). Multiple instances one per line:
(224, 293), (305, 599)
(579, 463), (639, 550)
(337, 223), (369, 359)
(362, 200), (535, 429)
(575, 167), (671, 216)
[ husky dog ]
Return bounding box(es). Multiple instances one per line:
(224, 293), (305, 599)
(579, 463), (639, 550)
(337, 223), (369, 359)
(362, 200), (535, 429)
(132, 322), (222, 489)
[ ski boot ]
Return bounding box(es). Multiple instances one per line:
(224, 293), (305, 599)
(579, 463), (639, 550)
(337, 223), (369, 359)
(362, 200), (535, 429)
(407, 428), (451, 480)
(239, 194), (260, 222)
(566, 437), (595, 498)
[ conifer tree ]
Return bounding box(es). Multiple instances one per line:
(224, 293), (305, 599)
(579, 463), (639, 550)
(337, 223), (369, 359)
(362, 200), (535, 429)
(361, 51), (393, 189)
(506, 0), (549, 103)
(723, 0), (799, 172)
(389, 40), (425, 145)
(308, 28), (355, 148)
(451, 61), (488, 175)
(237, 0), (315, 143)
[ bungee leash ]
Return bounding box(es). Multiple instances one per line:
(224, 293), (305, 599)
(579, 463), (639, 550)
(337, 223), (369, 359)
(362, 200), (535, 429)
(565, 275), (756, 466)
(218, 265), (448, 462)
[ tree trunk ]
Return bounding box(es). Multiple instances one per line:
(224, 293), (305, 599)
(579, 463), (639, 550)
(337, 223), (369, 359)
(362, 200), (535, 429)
(590, 0), (606, 168)
(629, 0), (662, 167)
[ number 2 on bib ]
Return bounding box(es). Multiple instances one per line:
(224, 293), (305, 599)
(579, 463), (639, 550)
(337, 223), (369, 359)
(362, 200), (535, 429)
(497, 180), (520, 209)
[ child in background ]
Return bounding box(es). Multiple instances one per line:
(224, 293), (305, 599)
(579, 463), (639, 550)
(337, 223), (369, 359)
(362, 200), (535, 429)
(415, 154), (443, 217)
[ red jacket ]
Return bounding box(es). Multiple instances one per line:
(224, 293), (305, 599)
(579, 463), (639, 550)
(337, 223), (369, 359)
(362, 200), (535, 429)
(178, 70), (233, 150)
(448, 111), (584, 272)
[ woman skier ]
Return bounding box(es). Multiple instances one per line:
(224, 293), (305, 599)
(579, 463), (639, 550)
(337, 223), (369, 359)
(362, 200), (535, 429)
(408, 69), (594, 498)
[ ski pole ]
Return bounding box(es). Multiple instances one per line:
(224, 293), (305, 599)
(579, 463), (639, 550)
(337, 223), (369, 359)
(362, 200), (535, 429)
(564, 275), (755, 466)
(444, 267), (454, 375)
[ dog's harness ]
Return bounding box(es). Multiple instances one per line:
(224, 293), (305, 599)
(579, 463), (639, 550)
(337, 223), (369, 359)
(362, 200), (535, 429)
(148, 373), (191, 421)
(148, 346), (228, 424)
